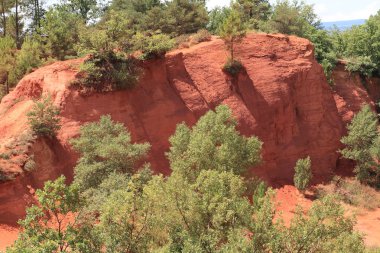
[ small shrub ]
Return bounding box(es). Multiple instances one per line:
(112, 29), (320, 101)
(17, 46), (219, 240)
(0, 153), (10, 160)
(191, 29), (212, 44)
(74, 51), (141, 92)
(317, 176), (380, 210)
(293, 156), (312, 192)
(175, 34), (191, 48)
(24, 156), (37, 172)
(222, 58), (244, 76)
(0, 171), (14, 182)
(132, 32), (175, 60)
(27, 95), (61, 137)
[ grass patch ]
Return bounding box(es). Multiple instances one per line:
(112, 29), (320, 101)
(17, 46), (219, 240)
(317, 176), (380, 210)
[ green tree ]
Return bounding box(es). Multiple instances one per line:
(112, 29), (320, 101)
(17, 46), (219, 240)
(145, 170), (254, 252)
(218, 9), (246, 62)
(96, 170), (155, 253)
(341, 105), (380, 184)
(27, 95), (61, 137)
(38, 5), (82, 60)
(268, 0), (321, 36)
(7, 176), (101, 253)
(70, 115), (150, 193)
(24, 0), (44, 33)
(207, 6), (231, 34)
(0, 36), (15, 94)
(233, 0), (271, 29)
(67, 0), (98, 22)
(293, 156), (312, 192)
(10, 37), (42, 84)
(167, 105), (262, 182)
(164, 0), (209, 36)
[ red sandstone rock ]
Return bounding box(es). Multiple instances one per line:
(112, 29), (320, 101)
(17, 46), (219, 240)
(0, 33), (345, 225)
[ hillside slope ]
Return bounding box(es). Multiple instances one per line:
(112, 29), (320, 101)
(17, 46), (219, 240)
(0, 33), (358, 224)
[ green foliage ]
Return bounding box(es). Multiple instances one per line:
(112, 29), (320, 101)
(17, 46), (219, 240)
(167, 105), (262, 182)
(145, 170), (254, 252)
(7, 176), (101, 253)
(132, 32), (175, 60)
(11, 37), (42, 84)
(346, 56), (378, 77)
(222, 58), (244, 76)
(74, 51), (141, 92)
(163, 0), (209, 36)
(320, 51), (338, 85)
(27, 95), (61, 137)
(340, 105), (380, 185)
(207, 7), (231, 34)
(273, 196), (365, 253)
(0, 36), (16, 89)
(9, 106), (367, 252)
(232, 0), (271, 30)
(96, 170), (155, 253)
(75, 10), (135, 55)
(293, 156), (312, 192)
(330, 11), (380, 77)
(38, 5), (83, 60)
(268, 0), (321, 36)
(218, 9), (246, 61)
(70, 115), (150, 193)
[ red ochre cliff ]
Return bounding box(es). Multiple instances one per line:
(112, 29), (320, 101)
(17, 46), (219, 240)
(0, 33), (376, 227)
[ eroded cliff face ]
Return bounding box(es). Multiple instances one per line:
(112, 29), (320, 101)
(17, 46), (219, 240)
(0, 33), (347, 223)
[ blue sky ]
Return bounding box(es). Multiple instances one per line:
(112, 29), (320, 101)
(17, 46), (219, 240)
(206, 0), (380, 22)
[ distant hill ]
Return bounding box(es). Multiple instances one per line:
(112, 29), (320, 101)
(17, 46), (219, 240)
(322, 19), (366, 30)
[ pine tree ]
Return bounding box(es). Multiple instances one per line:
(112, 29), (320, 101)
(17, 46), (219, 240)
(341, 105), (379, 184)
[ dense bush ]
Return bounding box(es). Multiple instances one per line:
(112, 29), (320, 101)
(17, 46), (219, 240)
(222, 58), (244, 76)
(346, 56), (378, 77)
(132, 32), (175, 60)
(191, 29), (212, 43)
(74, 51), (141, 92)
(293, 156), (312, 192)
(27, 95), (61, 137)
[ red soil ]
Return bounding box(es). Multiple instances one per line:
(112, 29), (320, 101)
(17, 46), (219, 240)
(0, 33), (379, 248)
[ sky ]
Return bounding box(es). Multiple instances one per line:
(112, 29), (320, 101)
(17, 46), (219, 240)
(206, 0), (380, 22)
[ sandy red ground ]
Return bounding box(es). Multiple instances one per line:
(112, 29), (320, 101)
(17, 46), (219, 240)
(0, 225), (19, 251)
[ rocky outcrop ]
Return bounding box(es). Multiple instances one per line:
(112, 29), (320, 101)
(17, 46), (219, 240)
(0, 33), (346, 223)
